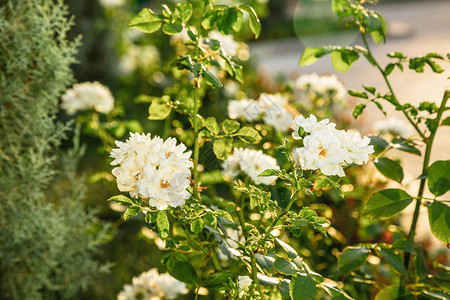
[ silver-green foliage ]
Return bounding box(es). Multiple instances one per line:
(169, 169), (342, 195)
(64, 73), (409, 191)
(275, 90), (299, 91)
(0, 1), (106, 299)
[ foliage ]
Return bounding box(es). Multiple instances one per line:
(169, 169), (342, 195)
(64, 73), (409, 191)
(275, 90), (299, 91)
(0, 1), (107, 298)
(299, 0), (450, 298)
(53, 0), (450, 299)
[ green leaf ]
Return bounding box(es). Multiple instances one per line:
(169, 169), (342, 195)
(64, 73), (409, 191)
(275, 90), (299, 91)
(168, 261), (199, 285)
(123, 206), (141, 220)
(202, 8), (217, 30)
(236, 127), (262, 144)
(239, 5), (261, 38)
(375, 285), (413, 300)
(428, 201), (450, 244)
(217, 7), (240, 35)
(376, 245), (407, 276)
(387, 52), (407, 59)
(279, 280), (290, 300)
(414, 246), (428, 278)
(129, 9), (164, 33)
(348, 90), (368, 99)
(428, 160), (450, 197)
(259, 169), (279, 177)
(331, 49), (359, 73)
(442, 117), (450, 126)
(391, 137), (421, 156)
(213, 137), (233, 160)
(203, 212), (217, 229)
(299, 47), (334, 66)
(216, 210), (234, 222)
(364, 12), (382, 32)
(299, 47), (321, 66)
(420, 290), (450, 300)
(276, 238), (298, 259)
(203, 272), (233, 289)
(162, 22), (183, 35)
(363, 189), (412, 219)
(322, 284), (354, 300)
(202, 65), (223, 88)
(426, 60), (444, 73)
(369, 136), (389, 156)
(175, 3), (193, 23)
(352, 103), (366, 119)
(331, 0), (348, 16)
(206, 117), (220, 135)
(338, 246), (370, 275)
(385, 63), (395, 75)
(156, 211), (170, 239)
(374, 157), (404, 183)
(370, 13), (387, 44)
(190, 217), (205, 234)
(148, 97), (172, 120)
(107, 195), (134, 205)
(233, 9), (244, 31)
(392, 240), (416, 254)
(273, 257), (298, 275)
(222, 119), (240, 134)
(290, 274), (317, 300)
(364, 86), (376, 94)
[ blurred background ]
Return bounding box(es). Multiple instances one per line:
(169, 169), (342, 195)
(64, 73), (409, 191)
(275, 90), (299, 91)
(60, 0), (449, 298)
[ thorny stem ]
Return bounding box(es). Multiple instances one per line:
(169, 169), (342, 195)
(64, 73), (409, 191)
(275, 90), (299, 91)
(360, 34), (426, 140)
(402, 91), (449, 278)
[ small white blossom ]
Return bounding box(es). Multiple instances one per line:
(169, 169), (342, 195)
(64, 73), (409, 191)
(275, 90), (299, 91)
(110, 133), (193, 210)
(339, 130), (373, 165)
(99, 0), (126, 8)
(222, 148), (278, 185)
(237, 276), (253, 298)
(291, 114), (332, 139)
(293, 115), (374, 177)
(228, 99), (261, 122)
(374, 117), (412, 138)
(118, 268), (188, 300)
(61, 81), (114, 115)
(259, 93), (295, 132)
(295, 73), (346, 100)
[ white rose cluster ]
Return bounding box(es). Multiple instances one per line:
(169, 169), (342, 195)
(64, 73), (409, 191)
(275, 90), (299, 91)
(228, 93), (297, 132)
(110, 133), (193, 210)
(118, 268), (188, 300)
(295, 73), (346, 100)
(222, 148), (279, 185)
(61, 81), (114, 115)
(292, 114), (374, 177)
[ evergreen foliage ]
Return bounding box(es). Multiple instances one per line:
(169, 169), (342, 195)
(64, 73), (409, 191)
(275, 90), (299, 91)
(0, 1), (107, 298)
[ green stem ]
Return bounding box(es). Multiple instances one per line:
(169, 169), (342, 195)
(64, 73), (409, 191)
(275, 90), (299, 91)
(192, 30), (202, 201)
(210, 249), (223, 271)
(235, 182), (260, 291)
(401, 90), (449, 288)
(360, 34), (426, 140)
(162, 110), (173, 139)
